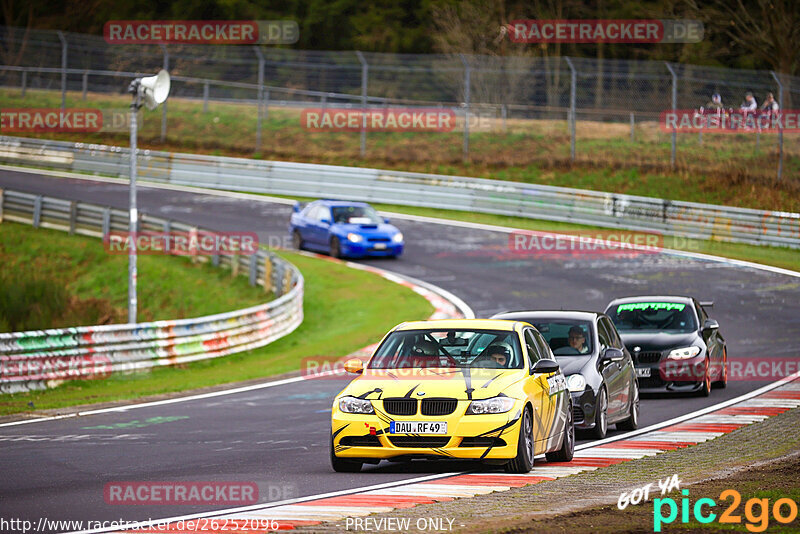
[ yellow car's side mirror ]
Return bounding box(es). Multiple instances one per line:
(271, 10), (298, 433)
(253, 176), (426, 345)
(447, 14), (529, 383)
(343, 358), (364, 374)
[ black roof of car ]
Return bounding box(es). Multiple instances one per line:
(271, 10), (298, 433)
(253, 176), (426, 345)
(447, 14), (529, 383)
(605, 295), (695, 308)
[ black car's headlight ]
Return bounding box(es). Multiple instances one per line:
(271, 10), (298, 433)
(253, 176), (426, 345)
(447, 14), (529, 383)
(338, 396), (374, 414)
(667, 346), (702, 360)
(465, 396), (516, 415)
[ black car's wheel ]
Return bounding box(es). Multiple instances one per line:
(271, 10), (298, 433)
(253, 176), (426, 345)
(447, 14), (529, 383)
(617, 383), (639, 431)
(330, 236), (342, 259)
(589, 387), (608, 439)
(330, 434), (362, 473)
(505, 407), (534, 473)
(292, 230), (304, 251)
(713, 348), (728, 389)
(546, 402), (574, 462)
(699, 359), (712, 397)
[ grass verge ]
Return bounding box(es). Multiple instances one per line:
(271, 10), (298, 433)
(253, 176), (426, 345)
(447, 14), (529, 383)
(0, 224), (433, 416)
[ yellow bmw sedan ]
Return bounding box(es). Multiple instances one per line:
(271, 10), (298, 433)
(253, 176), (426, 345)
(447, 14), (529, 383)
(330, 319), (574, 472)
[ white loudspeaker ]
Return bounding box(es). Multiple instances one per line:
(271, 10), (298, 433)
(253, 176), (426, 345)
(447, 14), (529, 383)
(139, 70), (171, 110)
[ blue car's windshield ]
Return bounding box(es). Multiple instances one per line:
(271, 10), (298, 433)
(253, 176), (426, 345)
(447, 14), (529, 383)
(332, 206), (383, 224)
(369, 329), (524, 370)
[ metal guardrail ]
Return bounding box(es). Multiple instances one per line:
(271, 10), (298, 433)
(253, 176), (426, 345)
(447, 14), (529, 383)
(0, 188), (304, 394)
(0, 135), (798, 249)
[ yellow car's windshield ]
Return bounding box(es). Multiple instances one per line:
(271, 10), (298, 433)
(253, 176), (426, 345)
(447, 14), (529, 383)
(368, 329), (523, 370)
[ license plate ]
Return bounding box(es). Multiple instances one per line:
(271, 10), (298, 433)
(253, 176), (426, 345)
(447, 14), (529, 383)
(373, 243), (387, 250)
(389, 421), (447, 434)
(636, 367), (651, 378)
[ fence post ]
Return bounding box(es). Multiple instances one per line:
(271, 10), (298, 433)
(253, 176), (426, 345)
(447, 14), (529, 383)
(0, 188), (4, 223)
(203, 82), (209, 113)
(57, 31), (67, 111)
(160, 45), (169, 143)
(254, 46), (265, 153)
(771, 71), (784, 181)
(356, 51), (368, 158)
(82, 71), (88, 100)
(564, 57), (576, 161)
(21, 69), (26, 97)
(263, 254), (273, 293)
(33, 196), (42, 228)
(630, 112), (635, 142)
(460, 54), (471, 163)
(502, 104), (507, 133)
(264, 89), (270, 121)
(249, 254), (258, 286)
(665, 62), (677, 168)
(69, 201), (77, 234)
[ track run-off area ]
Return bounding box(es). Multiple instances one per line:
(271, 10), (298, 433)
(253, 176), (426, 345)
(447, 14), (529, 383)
(0, 165), (798, 532)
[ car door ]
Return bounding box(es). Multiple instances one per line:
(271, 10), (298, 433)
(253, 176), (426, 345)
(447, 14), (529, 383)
(533, 328), (568, 442)
(597, 318), (626, 420)
(521, 328), (550, 453)
(310, 205), (333, 247)
(602, 316), (634, 418)
(297, 205), (319, 246)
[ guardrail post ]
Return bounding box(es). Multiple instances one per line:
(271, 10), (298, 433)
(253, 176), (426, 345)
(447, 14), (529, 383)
(630, 112), (635, 142)
(254, 46), (265, 154)
(264, 89), (270, 121)
(502, 104), (507, 133)
(33, 195), (43, 228)
(211, 253), (219, 267)
(160, 44), (169, 143)
(231, 253), (239, 276)
(459, 54), (471, 163)
(263, 254), (273, 292)
(0, 189), (4, 223)
(82, 71), (88, 101)
(57, 31), (67, 111)
(248, 254), (258, 286)
(771, 71), (784, 181)
(321, 93), (327, 114)
(665, 62), (677, 168)
(102, 207), (110, 236)
(203, 82), (209, 113)
(21, 69), (26, 97)
(564, 57), (576, 161)
(69, 201), (77, 234)
(274, 261), (284, 297)
(356, 51), (368, 158)
(162, 220), (171, 254)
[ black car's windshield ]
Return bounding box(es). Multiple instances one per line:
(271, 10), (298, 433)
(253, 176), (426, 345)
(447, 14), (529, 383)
(607, 302), (696, 333)
(369, 329), (523, 369)
(529, 320), (593, 356)
(332, 205), (382, 225)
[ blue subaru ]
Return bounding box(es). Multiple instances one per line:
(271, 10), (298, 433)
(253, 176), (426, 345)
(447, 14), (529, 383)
(289, 200), (404, 258)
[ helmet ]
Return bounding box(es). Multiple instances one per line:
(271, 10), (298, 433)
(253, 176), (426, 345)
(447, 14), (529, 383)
(412, 338), (439, 357)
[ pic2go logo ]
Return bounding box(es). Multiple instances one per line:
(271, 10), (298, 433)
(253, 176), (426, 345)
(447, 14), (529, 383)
(654, 489), (799, 532)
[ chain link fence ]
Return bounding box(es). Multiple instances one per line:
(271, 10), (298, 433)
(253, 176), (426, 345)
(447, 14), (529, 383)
(0, 25), (797, 179)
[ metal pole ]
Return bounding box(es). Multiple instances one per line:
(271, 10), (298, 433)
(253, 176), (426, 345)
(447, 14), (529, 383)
(564, 57), (576, 161)
(254, 46), (265, 153)
(771, 71), (784, 180)
(630, 112), (635, 142)
(57, 31), (67, 111)
(82, 71), (88, 100)
(203, 82), (209, 113)
(356, 51), (368, 158)
(128, 84), (141, 324)
(460, 54), (471, 162)
(160, 45), (169, 143)
(502, 104), (507, 133)
(21, 69), (26, 97)
(665, 62), (677, 168)
(264, 89), (270, 121)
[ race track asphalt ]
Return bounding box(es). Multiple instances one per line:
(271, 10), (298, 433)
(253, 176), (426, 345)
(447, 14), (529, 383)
(1, 169), (798, 532)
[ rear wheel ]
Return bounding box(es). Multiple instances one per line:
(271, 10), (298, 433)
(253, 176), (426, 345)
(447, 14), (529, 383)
(330, 236), (342, 259)
(292, 230), (304, 251)
(713, 349), (728, 389)
(699, 359), (712, 397)
(505, 407), (534, 473)
(546, 401), (574, 462)
(589, 387), (608, 439)
(330, 434), (362, 473)
(617, 383), (640, 431)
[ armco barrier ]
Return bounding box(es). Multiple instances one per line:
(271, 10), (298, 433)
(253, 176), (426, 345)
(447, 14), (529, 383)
(1, 135), (798, 248)
(0, 189), (304, 394)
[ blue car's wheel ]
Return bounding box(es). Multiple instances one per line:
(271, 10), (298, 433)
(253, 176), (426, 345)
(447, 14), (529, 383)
(292, 230), (304, 251)
(330, 236), (342, 259)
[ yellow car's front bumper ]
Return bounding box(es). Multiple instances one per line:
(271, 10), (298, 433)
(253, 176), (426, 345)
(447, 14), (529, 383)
(331, 400), (524, 461)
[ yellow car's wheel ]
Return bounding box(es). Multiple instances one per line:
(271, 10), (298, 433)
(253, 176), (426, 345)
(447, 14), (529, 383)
(504, 407), (534, 473)
(330, 434), (362, 473)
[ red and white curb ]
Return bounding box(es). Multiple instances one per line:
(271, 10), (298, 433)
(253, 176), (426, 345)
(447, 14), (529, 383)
(104, 373), (800, 533)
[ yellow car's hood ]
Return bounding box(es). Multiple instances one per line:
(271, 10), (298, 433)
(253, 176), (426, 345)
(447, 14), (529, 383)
(339, 367), (528, 400)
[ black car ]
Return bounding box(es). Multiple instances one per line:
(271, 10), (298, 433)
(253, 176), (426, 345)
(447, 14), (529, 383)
(491, 311), (639, 439)
(604, 296), (728, 396)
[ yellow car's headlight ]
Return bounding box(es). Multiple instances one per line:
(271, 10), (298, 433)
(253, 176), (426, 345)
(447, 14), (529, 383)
(465, 396), (515, 415)
(338, 396), (374, 414)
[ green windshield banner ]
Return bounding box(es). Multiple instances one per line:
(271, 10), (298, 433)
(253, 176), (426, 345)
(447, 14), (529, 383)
(616, 302), (686, 312)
